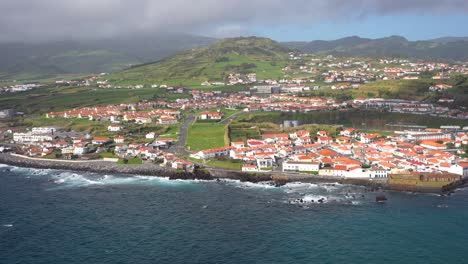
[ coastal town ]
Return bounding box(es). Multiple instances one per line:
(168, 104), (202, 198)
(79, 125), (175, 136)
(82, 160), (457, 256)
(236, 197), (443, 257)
(1, 54), (468, 193)
(1, 93), (468, 192)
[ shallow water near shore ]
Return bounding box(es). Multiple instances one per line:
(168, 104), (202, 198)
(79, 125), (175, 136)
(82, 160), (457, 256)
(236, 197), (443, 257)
(1, 164), (467, 263)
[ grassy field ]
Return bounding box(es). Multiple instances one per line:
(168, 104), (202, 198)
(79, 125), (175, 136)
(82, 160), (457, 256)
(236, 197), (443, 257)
(0, 86), (167, 114)
(106, 37), (290, 87)
(99, 152), (117, 158)
(12, 116), (108, 133)
(188, 157), (242, 170)
(5, 116), (181, 143)
(228, 122), (262, 142)
(186, 123), (226, 151)
(304, 79), (437, 101)
(159, 124), (180, 140)
(117, 158), (143, 165)
(204, 159), (242, 170)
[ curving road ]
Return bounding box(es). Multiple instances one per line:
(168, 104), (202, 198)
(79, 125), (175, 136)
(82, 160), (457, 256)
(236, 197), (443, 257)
(168, 111), (245, 156)
(217, 111), (246, 125)
(168, 113), (194, 155)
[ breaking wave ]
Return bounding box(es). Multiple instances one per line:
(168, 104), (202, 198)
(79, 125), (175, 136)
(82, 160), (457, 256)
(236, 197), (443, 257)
(4, 165), (204, 189)
(222, 179), (278, 189)
(282, 182), (367, 206)
(4, 164), (370, 206)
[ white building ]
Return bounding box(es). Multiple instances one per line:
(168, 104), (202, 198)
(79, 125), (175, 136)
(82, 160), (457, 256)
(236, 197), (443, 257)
(319, 167), (388, 179)
(73, 144), (89, 155)
(242, 164), (258, 172)
(107, 124), (122, 132)
(406, 132), (452, 141)
(194, 147), (234, 160)
(13, 132), (53, 143)
(282, 161), (320, 172)
(32, 127), (58, 134)
(114, 136), (125, 144)
(146, 132), (156, 139)
(448, 162), (468, 177)
(158, 116), (178, 125)
(256, 157), (274, 170)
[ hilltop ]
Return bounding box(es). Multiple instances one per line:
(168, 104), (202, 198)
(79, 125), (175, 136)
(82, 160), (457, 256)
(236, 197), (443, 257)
(284, 35), (468, 61)
(105, 37), (291, 86)
(0, 33), (215, 81)
(2, 34), (468, 82)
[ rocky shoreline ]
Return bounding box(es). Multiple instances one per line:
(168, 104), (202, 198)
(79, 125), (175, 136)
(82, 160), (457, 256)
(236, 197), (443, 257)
(0, 153), (213, 180)
(0, 153), (285, 183)
(0, 153), (389, 190)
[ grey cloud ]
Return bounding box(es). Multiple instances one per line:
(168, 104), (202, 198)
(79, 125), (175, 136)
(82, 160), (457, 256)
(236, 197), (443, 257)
(0, 0), (466, 42)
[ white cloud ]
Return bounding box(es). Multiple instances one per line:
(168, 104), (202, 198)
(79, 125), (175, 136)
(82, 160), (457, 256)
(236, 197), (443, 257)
(0, 0), (466, 42)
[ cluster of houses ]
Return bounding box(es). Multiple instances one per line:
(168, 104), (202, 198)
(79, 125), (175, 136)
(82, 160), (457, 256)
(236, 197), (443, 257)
(191, 127), (468, 179)
(163, 91), (340, 113)
(0, 83), (44, 93)
(46, 103), (180, 125)
(352, 98), (468, 118)
(283, 55), (467, 85)
(7, 126), (196, 171)
(199, 111), (223, 120)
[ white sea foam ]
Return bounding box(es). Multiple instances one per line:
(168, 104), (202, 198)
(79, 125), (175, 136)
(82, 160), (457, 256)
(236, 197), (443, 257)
(2, 224), (13, 227)
(223, 179), (277, 189)
(9, 166), (52, 177)
(52, 172), (103, 187)
(48, 172), (206, 188)
(282, 181), (367, 206)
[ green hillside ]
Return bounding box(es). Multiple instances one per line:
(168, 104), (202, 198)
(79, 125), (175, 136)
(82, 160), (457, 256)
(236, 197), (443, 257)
(0, 34), (215, 81)
(284, 36), (468, 61)
(107, 37), (291, 87)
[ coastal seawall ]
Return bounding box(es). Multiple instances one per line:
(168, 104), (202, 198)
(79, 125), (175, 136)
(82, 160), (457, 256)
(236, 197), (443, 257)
(2, 153), (463, 194)
(0, 153), (384, 188)
(0, 153), (200, 179)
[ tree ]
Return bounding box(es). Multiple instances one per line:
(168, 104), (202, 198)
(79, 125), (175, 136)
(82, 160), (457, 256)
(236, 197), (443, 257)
(445, 143), (455, 149)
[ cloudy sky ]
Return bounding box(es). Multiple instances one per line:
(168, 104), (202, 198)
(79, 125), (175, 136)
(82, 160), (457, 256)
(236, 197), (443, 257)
(1, 0), (468, 42)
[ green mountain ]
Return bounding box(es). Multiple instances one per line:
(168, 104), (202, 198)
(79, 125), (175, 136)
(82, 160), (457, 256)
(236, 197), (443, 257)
(284, 36), (468, 61)
(108, 37), (291, 86)
(3, 34), (467, 83)
(0, 33), (215, 81)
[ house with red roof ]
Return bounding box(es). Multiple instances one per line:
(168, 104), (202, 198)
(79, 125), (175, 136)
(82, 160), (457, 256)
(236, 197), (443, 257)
(448, 161), (468, 177)
(360, 134), (379, 144)
(92, 137), (110, 145)
(340, 128), (356, 137)
(194, 146), (234, 160)
(199, 111), (222, 120)
(158, 116), (178, 125)
(317, 136), (333, 145)
(420, 141), (447, 150)
(231, 141), (245, 149)
(242, 163), (258, 172)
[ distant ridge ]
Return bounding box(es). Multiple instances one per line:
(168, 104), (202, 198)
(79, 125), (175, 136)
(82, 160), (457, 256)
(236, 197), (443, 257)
(283, 35), (468, 61)
(1, 34), (467, 81)
(428, 36), (468, 43)
(0, 33), (216, 81)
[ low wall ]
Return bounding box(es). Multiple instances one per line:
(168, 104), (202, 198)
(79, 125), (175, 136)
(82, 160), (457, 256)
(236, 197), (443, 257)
(0, 153), (183, 178)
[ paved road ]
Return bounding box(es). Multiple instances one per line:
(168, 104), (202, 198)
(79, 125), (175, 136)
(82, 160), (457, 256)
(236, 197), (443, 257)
(168, 113), (194, 155)
(218, 111), (247, 125)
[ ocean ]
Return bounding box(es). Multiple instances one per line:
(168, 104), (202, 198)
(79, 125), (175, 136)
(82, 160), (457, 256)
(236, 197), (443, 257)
(1, 164), (467, 264)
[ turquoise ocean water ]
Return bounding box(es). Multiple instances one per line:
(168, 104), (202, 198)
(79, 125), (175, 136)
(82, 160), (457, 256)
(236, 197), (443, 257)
(1, 164), (467, 264)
